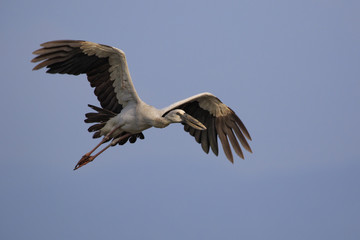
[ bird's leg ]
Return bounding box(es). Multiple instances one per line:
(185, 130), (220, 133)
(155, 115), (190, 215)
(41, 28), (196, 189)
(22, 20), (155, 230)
(87, 133), (132, 161)
(74, 127), (119, 170)
(89, 127), (121, 155)
(74, 132), (132, 170)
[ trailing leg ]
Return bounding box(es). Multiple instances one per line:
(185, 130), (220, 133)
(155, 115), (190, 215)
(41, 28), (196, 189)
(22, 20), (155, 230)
(74, 132), (132, 170)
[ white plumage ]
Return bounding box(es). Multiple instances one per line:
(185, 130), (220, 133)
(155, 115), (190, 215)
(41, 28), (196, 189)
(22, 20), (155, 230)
(32, 40), (252, 170)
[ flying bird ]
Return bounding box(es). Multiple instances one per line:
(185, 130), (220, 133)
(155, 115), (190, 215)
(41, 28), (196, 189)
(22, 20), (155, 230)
(32, 40), (252, 170)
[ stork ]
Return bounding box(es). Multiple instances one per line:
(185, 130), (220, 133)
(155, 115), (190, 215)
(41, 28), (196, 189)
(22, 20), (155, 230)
(32, 40), (252, 170)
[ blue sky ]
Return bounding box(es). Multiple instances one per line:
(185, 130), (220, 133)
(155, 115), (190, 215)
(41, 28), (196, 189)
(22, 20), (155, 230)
(1, 0), (359, 239)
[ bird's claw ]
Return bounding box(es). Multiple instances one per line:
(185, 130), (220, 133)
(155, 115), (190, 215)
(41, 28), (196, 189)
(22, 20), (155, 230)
(74, 154), (94, 170)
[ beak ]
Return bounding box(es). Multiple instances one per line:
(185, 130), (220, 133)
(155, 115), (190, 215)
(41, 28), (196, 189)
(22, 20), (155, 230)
(181, 114), (207, 130)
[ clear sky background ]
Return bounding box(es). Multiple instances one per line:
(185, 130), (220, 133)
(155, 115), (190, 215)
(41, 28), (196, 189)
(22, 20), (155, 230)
(1, 0), (359, 239)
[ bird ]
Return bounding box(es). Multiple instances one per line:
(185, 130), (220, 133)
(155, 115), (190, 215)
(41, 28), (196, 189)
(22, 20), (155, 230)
(31, 40), (252, 170)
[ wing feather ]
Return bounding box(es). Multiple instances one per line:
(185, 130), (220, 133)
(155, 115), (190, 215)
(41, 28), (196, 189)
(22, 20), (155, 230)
(224, 126), (244, 159)
(231, 110), (252, 140)
(200, 122), (210, 154)
(216, 117), (233, 163)
(227, 120), (252, 153)
(194, 127), (202, 143)
(208, 117), (219, 156)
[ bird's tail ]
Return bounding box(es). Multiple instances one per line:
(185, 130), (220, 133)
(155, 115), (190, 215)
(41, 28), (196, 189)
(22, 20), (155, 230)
(84, 104), (116, 139)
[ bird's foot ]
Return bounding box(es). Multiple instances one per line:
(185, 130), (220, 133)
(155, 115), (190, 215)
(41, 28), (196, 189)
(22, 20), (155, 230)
(74, 154), (95, 170)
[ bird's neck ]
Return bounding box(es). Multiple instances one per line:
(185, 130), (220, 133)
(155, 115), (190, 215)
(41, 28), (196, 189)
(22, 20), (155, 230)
(152, 117), (171, 128)
(140, 103), (171, 128)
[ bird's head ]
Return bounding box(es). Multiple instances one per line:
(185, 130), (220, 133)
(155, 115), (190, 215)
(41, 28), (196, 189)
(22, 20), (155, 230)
(165, 109), (207, 130)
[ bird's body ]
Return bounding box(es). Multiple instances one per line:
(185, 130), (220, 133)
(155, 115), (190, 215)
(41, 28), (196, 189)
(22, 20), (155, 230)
(32, 40), (252, 169)
(103, 102), (151, 134)
(101, 102), (170, 136)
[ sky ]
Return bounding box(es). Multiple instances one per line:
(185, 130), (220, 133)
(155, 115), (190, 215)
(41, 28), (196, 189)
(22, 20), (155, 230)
(1, 0), (359, 239)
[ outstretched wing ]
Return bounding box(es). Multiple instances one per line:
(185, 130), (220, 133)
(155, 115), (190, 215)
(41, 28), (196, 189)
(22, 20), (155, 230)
(32, 40), (144, 144)
(162, 92), (252, 162)
(32, 40), (141, 113)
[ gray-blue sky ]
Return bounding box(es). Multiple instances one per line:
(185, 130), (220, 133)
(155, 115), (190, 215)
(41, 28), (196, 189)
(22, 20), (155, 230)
(1, 0), (359, 239)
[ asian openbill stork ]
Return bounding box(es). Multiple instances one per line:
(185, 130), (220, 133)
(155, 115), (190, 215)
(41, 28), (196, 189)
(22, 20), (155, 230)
(32, 40), (252, 170)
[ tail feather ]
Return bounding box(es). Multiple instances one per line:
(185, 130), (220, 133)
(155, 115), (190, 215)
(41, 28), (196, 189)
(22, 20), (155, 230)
(92, 132), (102, 139)
(88, 123), (106, 132)
(84, 113), (112, 123)
(85, 105), (116, 139)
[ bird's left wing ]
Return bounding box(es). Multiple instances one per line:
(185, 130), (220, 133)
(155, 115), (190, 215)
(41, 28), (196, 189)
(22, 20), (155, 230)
(162, 92), (252, 162)
(32, 40), (141, 113)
